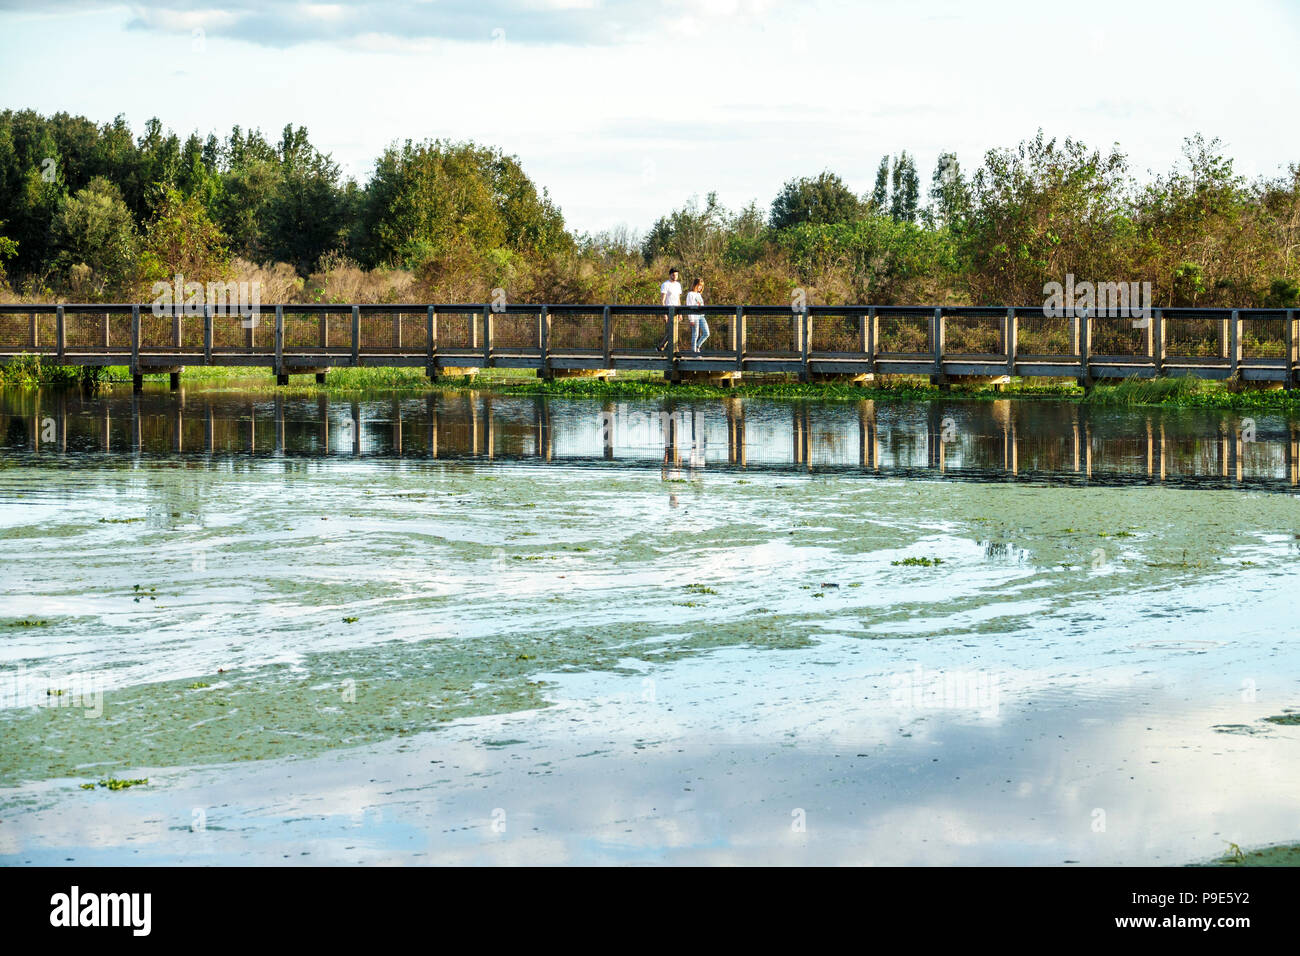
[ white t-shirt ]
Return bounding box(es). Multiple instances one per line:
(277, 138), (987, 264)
(686, 290), (704, 320)
(660, 280), (682, 306)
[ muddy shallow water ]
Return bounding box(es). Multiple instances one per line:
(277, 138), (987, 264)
(1, 387), (1298, 864)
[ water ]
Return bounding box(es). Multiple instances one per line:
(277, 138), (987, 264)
(1, 385), (1298, 865)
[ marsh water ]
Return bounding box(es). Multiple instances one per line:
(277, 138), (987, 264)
(1, 385), (1299, 865)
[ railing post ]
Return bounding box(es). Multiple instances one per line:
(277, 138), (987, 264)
(426, 305), (435, 376)
(274, 305), (284, 379)
(867, 306), (877, 375)
(351, 305), (360, 367)
(1005, 308), (1017, 377)
(540, 305), (550, 375)
(602, 305), (612, 367)
(1079, 306), (1091, 386)
(482, 304), (492, 366)
(29, 310), (37, 348)
(858, 310), (868, 355)
(1287, 309), (1296, 389)
(173, 304), (182, 350)
(1229, 309), (1240, 378)
(735, 307), (745, 372)
(203, 304), (213, 365)
(245, 304), (254, 350)
(802, 308), (812, 364)
(668, 306), (677, 357)
(932, 307), (944, 377)
(56, 305), (65, 362)
(102, 312), (110, 349)
(130, 304), (140, 379)
(395, 311), (402, 350)
(319, 311), (328, 349)
(1152, 308), (1164, 376)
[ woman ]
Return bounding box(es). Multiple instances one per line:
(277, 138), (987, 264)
(686, 278), (708, 354)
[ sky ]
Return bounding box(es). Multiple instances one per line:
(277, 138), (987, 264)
(2, 0), (1299, 236)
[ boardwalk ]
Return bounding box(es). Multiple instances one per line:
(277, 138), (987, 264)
(1, 303), (1297, 389)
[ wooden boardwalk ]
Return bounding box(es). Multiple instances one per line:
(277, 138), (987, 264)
(1, 303), (1296, 389)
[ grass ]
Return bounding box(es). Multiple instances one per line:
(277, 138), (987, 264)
(891, 556), (945, 567)
(9, 355), (1300, 410)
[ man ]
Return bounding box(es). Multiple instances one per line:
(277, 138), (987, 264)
(657, 267), (682, 352)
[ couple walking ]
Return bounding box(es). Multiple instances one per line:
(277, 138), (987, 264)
(657, 267), (709, 353)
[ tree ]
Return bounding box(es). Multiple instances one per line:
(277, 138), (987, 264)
(266, 125), (348, 272)
(928, 151), (968, 227)
(890, 151), (920, 223)
(52, 177), (140, 296)
(360, 140), (568, 268)
(960, 131), (1132, 304)
(138, 186), (230, 283)
(869, 156), (890, 214)
(770, 171), (863, 230)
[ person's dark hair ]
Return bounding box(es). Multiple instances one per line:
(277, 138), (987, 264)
(668, 267), (679, 276)
(691, 277), (703, 289)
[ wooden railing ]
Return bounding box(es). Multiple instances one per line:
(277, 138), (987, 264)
(1, 303), (1296, 388)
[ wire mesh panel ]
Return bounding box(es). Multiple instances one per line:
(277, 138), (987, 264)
(139, 310), (182, 350)
(696, 311), (735, 355)
(1164, 313), (1223, 358)
(945, 313), (1004, 355)
(611, 311), (668, 351)
(437, 311), (478, 350)
(0, 311), (39, 350)
(745, 312), (800, 355)
(492, 311), (540, 350)
(1090, 315), (1145, 355)
(548, 311), (603, 351)
(211, 311), (260, 351)
(283, 311), (326, 351)
(64, 311), (127, 350)
(1242, 314), (1286, 359)
(876, 312), (931, 355)
(1016, 313), (1071, 356)
(811, 313), (860, 353)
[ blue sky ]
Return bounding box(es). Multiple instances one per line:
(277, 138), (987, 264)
(2, 0), (1298, 235)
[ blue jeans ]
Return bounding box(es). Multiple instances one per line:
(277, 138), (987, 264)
(690, 317), (709, 352)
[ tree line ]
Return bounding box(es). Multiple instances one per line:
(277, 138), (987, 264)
(1, 109), (1297, 309)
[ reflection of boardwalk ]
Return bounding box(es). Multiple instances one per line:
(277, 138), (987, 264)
(4, 303), (1299, 389)
(4, 390), (1299, 489)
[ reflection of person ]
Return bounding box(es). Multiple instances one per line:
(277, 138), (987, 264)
(657, 267), (682, 352)
(686, 278), (708, 353)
